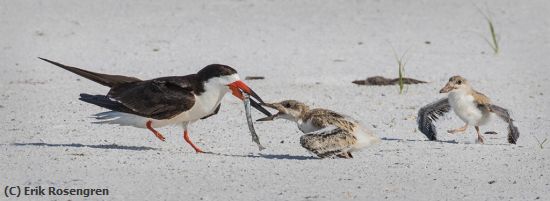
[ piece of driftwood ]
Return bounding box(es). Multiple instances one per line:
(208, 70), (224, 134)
(245, 76), (265, 80)
(352, 76), (427, 86)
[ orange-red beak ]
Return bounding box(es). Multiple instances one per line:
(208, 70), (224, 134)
(228, 80), (272, 116)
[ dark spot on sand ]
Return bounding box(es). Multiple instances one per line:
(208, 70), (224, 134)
(425, 41), (431, 44)
(245, 76), (265, 80)
(488, 180), (496, 184)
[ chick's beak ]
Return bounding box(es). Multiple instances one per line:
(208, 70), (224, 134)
(228, 80), (272, 116)
(256, 103), (283, 121)
(439, 83), (453, 93)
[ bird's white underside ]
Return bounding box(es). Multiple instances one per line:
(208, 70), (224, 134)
(93, 74), (240, 128)
(448, 89), (490, 126)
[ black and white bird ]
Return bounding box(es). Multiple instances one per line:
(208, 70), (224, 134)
(417, 75), (519, 144)
(257, 100), (380, 158)
(39, 58), (271, 153)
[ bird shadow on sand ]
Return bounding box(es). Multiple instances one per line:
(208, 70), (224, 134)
(381, 137), (459, 144)
(11, 142), (158, 151)
(380, 137), (515, 146)
(202, 151), (317, 160)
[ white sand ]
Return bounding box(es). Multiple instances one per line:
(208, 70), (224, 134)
(1, 0), (549, 200)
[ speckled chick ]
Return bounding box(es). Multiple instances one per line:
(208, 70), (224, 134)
(258, 100), (380, 159)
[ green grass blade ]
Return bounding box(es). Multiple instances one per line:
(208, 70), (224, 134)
(488, 21), (499, 54)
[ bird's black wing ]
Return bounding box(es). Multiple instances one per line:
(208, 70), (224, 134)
(39, 57), (142, 88)
(106, 75), (200, 120)
(489, 105), (520, 144)
(417, 98), (451, 141)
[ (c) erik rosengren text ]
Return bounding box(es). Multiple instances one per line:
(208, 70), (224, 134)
(4, 186), (109, 198)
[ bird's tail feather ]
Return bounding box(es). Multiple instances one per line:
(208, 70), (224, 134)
(79, 93), (133, 113)
(90, 111), (148, 128)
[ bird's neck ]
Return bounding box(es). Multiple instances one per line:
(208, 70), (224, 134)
(200, 82), (229, 109)
(297, 109), (312, 123)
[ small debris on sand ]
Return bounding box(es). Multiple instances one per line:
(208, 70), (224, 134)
(352, 76), (427, 86)
(245, 76), (265, 80)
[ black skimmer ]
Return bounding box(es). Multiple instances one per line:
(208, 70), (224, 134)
(257, 100), (380, 158)
(417, 75), (519, 144)
(39, 58), (272, 153)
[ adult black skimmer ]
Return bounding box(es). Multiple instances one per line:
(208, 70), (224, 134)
(39, 58), (272, 153)
(257, 100), (380, 158)
(417, 75), (519, 144)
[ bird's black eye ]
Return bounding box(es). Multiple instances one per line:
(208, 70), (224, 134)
(457, 80), (462, 85)
(284, 103), (291, 108)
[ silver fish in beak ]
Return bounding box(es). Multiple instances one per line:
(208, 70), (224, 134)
(243, 92), (266, 151)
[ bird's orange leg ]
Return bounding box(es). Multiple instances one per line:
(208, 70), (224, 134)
(447, 124), (468, 134)
(146, 121), (166, 141)
(475, 126), (485, 144)
(184, 130), (203, 153)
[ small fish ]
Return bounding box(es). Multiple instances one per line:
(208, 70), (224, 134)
(243, 92), (266, 151)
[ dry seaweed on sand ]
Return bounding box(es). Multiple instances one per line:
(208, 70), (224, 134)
(245, 76), (265, 80)
(352, 76), (427, 86)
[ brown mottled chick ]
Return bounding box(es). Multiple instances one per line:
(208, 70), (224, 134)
(258, 100), (380, 159)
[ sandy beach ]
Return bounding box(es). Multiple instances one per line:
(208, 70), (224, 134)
(1, 0), (549, 200)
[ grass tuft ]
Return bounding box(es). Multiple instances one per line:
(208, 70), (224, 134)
(534, 136), (548, 149)
(487, 20), (499, 54)
(476, 5), (500, 54)
(390, 46), (411, 94)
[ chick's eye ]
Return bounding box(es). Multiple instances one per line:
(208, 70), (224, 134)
(284, 103), (291, 108)
(457, 80), (462, 85)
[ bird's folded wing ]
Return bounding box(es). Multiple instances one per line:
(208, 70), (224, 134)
(300, 126), (354, 158)
(417, 98), (451, 141)
(201, 104), (221, 120)
(489, 105), (520, 144)
(107, 76), (198, 120)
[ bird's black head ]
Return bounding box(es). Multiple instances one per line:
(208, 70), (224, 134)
(196, 63), (273, 117)
(197, 64), (238, 81)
